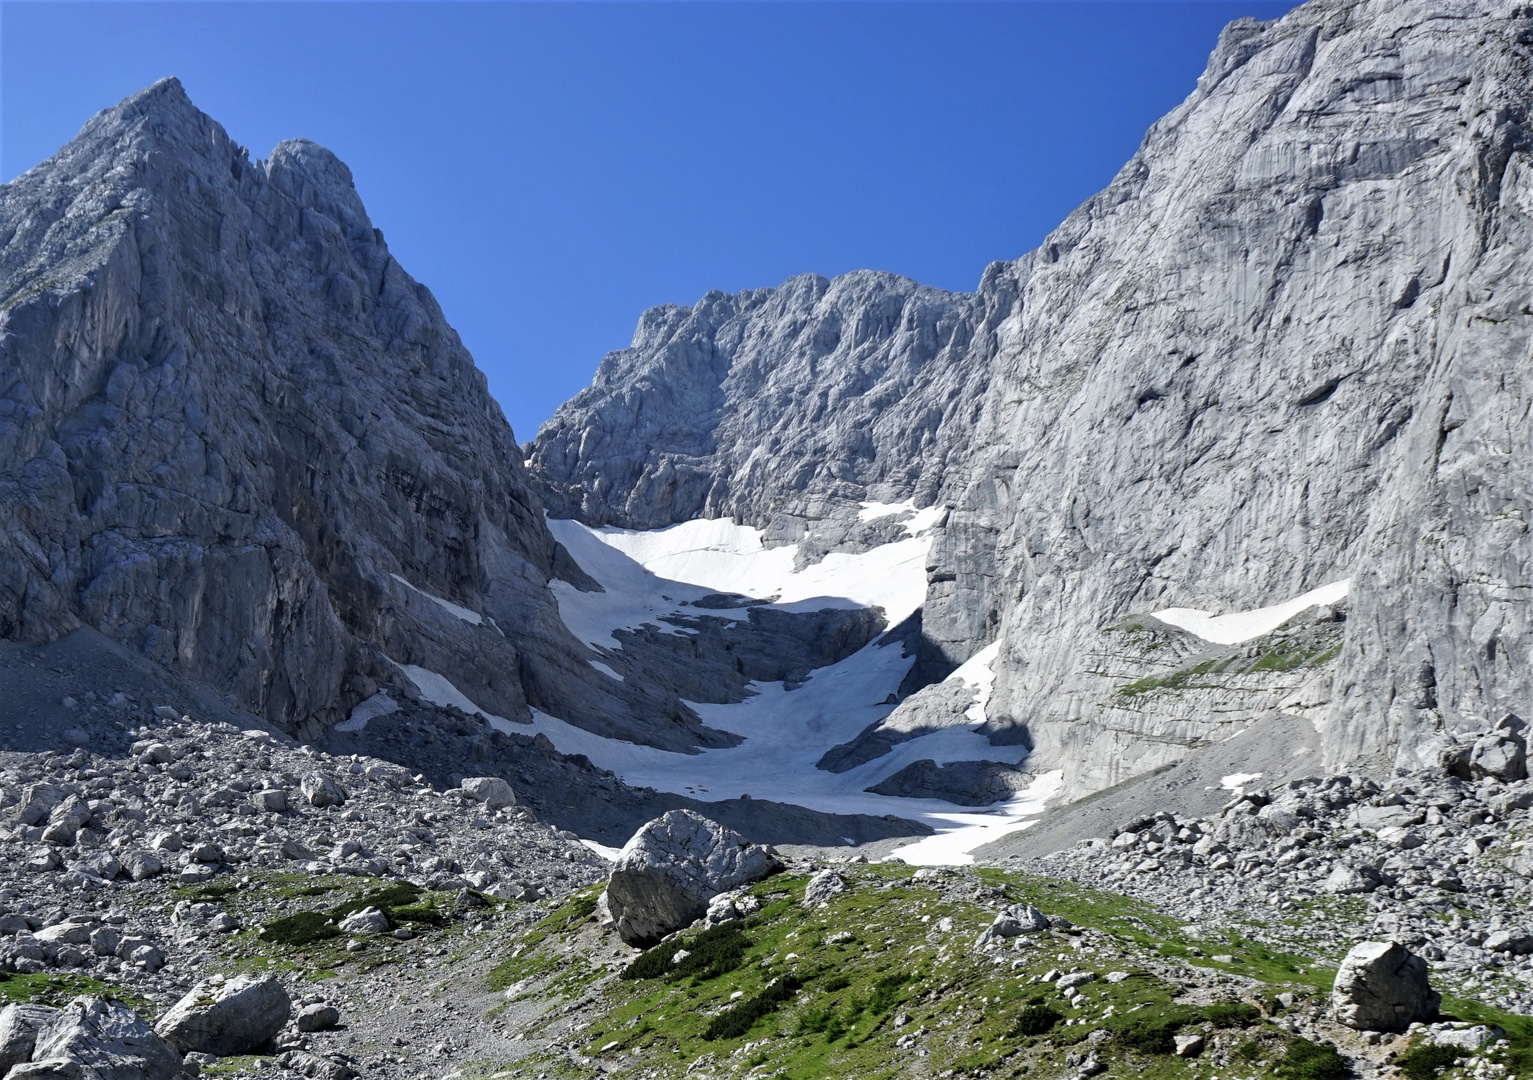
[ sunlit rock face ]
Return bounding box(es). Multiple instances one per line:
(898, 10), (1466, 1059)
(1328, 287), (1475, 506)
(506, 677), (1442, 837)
(535, 0), (1533, 793)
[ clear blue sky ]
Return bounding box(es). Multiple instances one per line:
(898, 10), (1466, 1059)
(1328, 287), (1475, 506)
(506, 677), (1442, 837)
(2, 2), (1291, 442)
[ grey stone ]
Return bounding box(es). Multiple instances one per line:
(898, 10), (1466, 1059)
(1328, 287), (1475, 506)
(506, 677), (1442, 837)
(32, 997), (182, 1080)
(1331, 941), (1439, 1032)
(299, 774), (346, 809)
(294, 1005), (340, 1033)
(460, 777), (516, 810)
(1470, 729), (1527, 783)
(605, 810), (780, 947)
(0, 1003), (61, 1071)
(155, 975), (291, 1056)
(801, 870), (848, 908)
(336, 908), (387, 935)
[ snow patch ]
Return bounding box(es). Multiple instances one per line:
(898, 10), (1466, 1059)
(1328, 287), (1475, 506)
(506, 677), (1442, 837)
(588, 660), (623, 682)
(390, 661), (524, 729)
(390, 573), (486, 627)
(1151, 579), (1350, 645)
(335, 692), (398, 733)
(580, 839), (623, 862)
(891, 770), (1063, 866)
(1221, 772), (1263, 791)
(948, 641), (1001, 724)
(857, 499), (946, 536)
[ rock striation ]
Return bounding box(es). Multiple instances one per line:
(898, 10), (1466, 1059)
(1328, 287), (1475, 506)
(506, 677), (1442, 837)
(605, 810), (780, 946)
(529, 268), (1019, 545)
(0, 78), (727, 753)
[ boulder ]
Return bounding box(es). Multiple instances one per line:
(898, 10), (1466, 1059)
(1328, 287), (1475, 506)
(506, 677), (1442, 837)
(337, 907), (388, 935)
(605, 810), (780, 947)
(1470, 720), (1527, 783)
(1325, 864), (1383, 894)
(801, 870), (848, 908)
(300, 774), (346, 809)
(460, 777), (516, 809)
(1331, 941), (1439, 1032)
(295, 1005), (340, 1033)
(30, 997), (182, 1080)
(0, 1003), (60, 1071)
(155, 975), (291, 1056)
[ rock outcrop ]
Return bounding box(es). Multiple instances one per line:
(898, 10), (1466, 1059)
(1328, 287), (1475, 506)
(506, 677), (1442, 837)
(530, 268), (1018, 544)
(0, 79), (727, 753)
(605, 810), (780, 946)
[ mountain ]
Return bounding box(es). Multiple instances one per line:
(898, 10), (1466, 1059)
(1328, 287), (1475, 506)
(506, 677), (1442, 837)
(0, 78), (729, 754)
(530, 266), (1020, 549)
(532, 0), (1533, 797)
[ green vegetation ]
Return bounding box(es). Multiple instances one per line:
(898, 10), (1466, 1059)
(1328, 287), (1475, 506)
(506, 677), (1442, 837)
(1275, 1037), (1350, 1080)
(1009, 1003), (1063, 1037)
(0, 970), (152, 1014)
(1396, 1042), (1462, 1080)
(257, 881), (440, 946)
(1117, 637), (1342, 698)
(704, 974), (803, 1041)
(621, 924), (751, 982)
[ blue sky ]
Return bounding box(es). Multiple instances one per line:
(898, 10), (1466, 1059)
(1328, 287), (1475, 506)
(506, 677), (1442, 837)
(2, 2), (1290, 442)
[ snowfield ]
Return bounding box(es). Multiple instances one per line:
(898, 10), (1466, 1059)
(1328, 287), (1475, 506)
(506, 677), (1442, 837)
(385, 517), (1354, 865)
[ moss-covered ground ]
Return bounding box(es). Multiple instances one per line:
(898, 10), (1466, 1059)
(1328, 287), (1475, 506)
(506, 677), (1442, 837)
(471, 866), (1474, 1080)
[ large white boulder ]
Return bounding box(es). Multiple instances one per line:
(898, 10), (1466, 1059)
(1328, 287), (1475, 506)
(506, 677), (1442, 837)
(460, 776), (516, 809)
(155, 975), (291, 1056)
(1332, 941), (1439, 1032)
(29, 997), (182, 1080)
(605, 810), (779, 947)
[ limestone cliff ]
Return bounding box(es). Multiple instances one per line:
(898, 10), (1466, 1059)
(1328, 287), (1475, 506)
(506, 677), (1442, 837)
(0, 79), (724, 751)
(533, 0), (1533, 791)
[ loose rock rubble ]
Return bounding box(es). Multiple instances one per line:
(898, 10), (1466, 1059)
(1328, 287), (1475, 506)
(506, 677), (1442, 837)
(1030, 719), (1533, 1015)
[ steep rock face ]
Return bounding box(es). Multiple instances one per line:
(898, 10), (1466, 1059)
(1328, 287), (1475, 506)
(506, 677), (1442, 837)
(533, 0), (1533, 794)
(921, 0), (1533, 790)
(529, 267), (1022, 543)
(0, 79), (721, 750)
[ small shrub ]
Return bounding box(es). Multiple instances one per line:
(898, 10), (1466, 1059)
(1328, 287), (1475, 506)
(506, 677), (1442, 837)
(704, 975), (803, 1041)
(794, 1005), (837, 1036)
(1396, 1043), (1461, 1080)
(259, 912), (340, 947)
(1275, 1036), (1350, 1080)
(620, 925), (751, 983)
(1202, 1002), (1261, 1028)
(869, 972), (911, 1014)
(1011, 1005), (1063, 1037)
(330, 883), (422, 921)
(1236, 1038), (1268, 1062)
(823, 975), (851, 993)
(621, 942), (681, 981)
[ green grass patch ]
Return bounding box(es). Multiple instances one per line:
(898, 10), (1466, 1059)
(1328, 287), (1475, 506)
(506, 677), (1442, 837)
(259, 911), (341, 947)
(0, 971), (152, 1014)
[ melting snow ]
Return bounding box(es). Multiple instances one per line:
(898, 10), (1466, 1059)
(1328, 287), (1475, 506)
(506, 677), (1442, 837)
(395, 513), (1054, 863)
(1151, 579), (1350, 645)
(949, 641), (1001, 724)
(856, 499), (946, 536)
(588, 660), (623, 682)
(390, 573), (486, 627)
(1221, 772), (1263, 791)
(335, 691), (399, 733)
